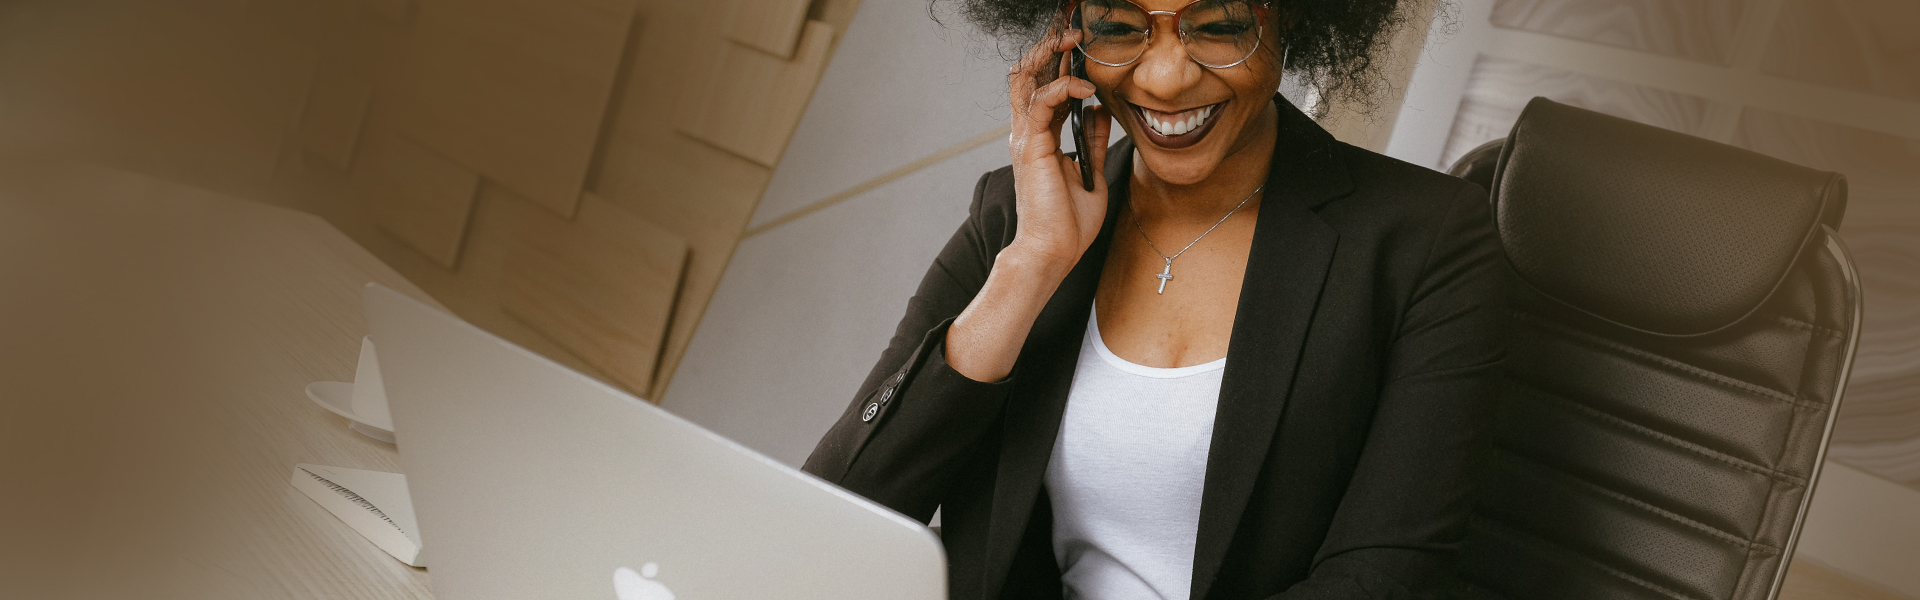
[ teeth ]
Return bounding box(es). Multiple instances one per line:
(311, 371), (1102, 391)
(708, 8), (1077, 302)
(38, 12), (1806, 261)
(1145, 104), (1214, 137)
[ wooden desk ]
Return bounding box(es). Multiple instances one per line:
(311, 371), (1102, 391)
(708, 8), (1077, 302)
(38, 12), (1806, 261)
(0, 162), (438, 599)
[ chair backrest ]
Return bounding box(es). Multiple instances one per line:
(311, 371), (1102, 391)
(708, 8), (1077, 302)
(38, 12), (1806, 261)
(1449, 138), (1505, 192)
(1450, 98), (1863, 600)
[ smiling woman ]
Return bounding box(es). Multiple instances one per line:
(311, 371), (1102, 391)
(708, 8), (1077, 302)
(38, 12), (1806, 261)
(801, 1), (1508, 599)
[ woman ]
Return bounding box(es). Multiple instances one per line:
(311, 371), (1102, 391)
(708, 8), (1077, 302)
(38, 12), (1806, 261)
(804, 0), (1506, 598)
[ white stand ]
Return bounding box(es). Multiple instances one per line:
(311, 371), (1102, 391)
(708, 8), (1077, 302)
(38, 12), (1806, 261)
(291, 464), (425, 567)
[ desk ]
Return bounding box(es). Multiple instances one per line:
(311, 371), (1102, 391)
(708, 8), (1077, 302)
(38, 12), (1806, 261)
(0, 162), (438, 599)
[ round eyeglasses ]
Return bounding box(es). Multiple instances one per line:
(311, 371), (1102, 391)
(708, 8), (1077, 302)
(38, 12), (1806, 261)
(1067, 0), (1271, 69)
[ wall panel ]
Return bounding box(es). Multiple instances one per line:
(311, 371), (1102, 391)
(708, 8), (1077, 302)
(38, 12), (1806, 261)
(1762, 0), (1920, 104)
(504, 192), (688, 394)
(1491, 0), (1749, 65)
(1440, 54), (1727, 168)
(727, 0), (812, 58)
(356, 131), (480, 268)
(391, 0), (638, 218)
(680, 21), (836, 167)
(298, 68), (373, 169)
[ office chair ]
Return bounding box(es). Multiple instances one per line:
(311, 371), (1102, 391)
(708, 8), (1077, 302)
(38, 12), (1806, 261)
(1447, 98), (1862, 600)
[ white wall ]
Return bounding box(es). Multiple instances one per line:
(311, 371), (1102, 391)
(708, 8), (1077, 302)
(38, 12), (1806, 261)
(661, 0), (1017, 467)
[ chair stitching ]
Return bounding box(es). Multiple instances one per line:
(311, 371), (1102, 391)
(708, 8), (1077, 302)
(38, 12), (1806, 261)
(1470, 516), (1704, 600)
(1512, 311), (1820, 409)
(1770, 315), (1844, 339)
(1514, 310), (1804, 405)
(1734, 466), (1791, 600)
(1501, 450), (1777, 552)
(1507, 378), (1808, 485)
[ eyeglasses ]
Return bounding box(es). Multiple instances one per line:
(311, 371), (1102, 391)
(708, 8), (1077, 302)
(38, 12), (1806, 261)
(1066, 0), (1271, 69)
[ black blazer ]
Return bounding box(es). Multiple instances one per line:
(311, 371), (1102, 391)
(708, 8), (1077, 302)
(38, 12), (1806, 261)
(804, 97), (1507, 600)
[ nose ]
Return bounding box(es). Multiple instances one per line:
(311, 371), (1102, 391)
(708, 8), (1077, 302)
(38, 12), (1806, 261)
(1129, 23), (1202, 102)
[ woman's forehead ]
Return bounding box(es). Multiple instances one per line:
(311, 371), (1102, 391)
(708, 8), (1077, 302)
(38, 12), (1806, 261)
(1091, 0), (1207, 12)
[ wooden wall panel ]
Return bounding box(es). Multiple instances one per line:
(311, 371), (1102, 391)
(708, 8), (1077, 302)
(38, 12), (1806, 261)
(298, 69), (373, 169)
(680, 20), (835, 167)
(594, 8), (783, 401)
(357, 131), (480, 268)
(0, 2), (311, 194)
(728, 0), (812, 58)
(1780, 558), (1916, 600)
(360, 0), (413, 23)
(1762, 0), (1920, 104)
(504, 192), (688, 394)
(392, 0), (638, 218)
(1439, 54), (1727, 168)
(1732, 107), (1920, 220)
(1491, 0), (1749, 65)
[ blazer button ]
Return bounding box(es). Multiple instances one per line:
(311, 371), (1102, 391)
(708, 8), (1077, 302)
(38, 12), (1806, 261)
(878, 387), (894, 404)
(862, 402), (880, 422)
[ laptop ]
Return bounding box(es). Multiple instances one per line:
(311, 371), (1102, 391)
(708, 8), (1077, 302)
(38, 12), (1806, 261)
(362, 282), (946, 600)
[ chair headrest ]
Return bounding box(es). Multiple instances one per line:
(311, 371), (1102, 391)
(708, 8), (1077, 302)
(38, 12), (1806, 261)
(1448, 138), (1504, 193)
(1492, 98), (1848, 337)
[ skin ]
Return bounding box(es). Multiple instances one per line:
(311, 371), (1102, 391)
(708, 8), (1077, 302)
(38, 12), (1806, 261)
(945, 0), (1287, 381)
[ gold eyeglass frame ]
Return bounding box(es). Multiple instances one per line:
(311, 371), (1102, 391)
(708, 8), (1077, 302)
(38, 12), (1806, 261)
(1063, 0), (1273, 69)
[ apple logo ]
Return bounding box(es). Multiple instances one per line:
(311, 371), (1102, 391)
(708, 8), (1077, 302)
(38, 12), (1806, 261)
(614, 563), (674, 600)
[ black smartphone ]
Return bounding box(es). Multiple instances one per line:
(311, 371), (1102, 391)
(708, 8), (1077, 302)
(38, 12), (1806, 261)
(1068, 10), (1097, 191)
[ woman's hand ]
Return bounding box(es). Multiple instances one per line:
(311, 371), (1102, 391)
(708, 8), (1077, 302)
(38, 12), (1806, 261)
(943, 32), (1114, 384)
(1005, 30), (1114, 269)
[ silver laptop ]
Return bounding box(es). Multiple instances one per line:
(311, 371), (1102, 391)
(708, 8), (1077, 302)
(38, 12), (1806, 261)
(363, 282), (946, 600)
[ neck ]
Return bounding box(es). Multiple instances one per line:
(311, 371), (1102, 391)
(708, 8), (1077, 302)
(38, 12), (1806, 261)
(1129, 100), (1280, 224)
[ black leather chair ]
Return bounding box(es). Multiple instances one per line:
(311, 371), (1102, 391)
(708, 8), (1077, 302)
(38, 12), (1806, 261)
(1447, 98), (1863, 600)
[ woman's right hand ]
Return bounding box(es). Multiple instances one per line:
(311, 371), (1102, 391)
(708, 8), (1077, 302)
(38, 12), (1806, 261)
(1004, 30), (1113, 269)
(942, 32), (1115, 383)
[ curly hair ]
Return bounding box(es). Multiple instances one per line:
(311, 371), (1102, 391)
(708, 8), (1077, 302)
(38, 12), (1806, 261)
(945, 0), (1428, 113)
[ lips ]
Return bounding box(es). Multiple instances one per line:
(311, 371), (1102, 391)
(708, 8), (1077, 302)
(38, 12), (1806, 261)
(1133, 102), (1226, 150)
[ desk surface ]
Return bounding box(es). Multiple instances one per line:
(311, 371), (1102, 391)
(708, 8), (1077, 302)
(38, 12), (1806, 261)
(0, 162), (439, 599)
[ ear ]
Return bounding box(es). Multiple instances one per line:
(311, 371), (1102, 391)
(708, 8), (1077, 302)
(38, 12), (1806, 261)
(1259, 4), (1296, 66)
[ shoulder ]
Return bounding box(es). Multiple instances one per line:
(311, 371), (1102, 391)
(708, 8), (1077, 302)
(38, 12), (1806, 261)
(1308, 143), (1500, 295)
(1328, 141), (1486, 218)
(1317, 142), (1492, 247)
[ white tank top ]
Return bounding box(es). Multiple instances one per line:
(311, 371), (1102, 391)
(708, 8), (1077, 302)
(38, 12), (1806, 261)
(1046, 305), (1224, 600)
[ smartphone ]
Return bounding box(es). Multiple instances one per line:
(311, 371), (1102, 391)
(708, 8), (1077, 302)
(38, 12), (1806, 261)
(1068, 10), (1097, 191)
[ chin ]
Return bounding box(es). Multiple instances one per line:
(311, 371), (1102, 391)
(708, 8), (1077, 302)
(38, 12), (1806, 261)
(1135, 149), (1226, 186)
(1128, 124), (1237, 185)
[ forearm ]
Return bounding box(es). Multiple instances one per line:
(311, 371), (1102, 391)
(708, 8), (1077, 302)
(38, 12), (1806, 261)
(944, 242), (1077, 382)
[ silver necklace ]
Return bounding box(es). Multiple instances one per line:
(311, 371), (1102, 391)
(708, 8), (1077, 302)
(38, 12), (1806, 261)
(1131, 185), (1263, 295)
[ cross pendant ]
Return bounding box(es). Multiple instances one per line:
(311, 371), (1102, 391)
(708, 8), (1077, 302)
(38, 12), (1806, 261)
(1154, 257), (1174, 294)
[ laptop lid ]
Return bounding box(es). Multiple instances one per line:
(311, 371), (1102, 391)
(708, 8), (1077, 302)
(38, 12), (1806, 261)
(363, 282), (946, 600)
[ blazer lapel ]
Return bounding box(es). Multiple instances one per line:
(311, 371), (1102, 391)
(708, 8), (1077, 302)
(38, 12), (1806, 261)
(1188, 97), (1352, 600)
(974, 95), (1352, 599)
(978, 138), (1137, 598)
